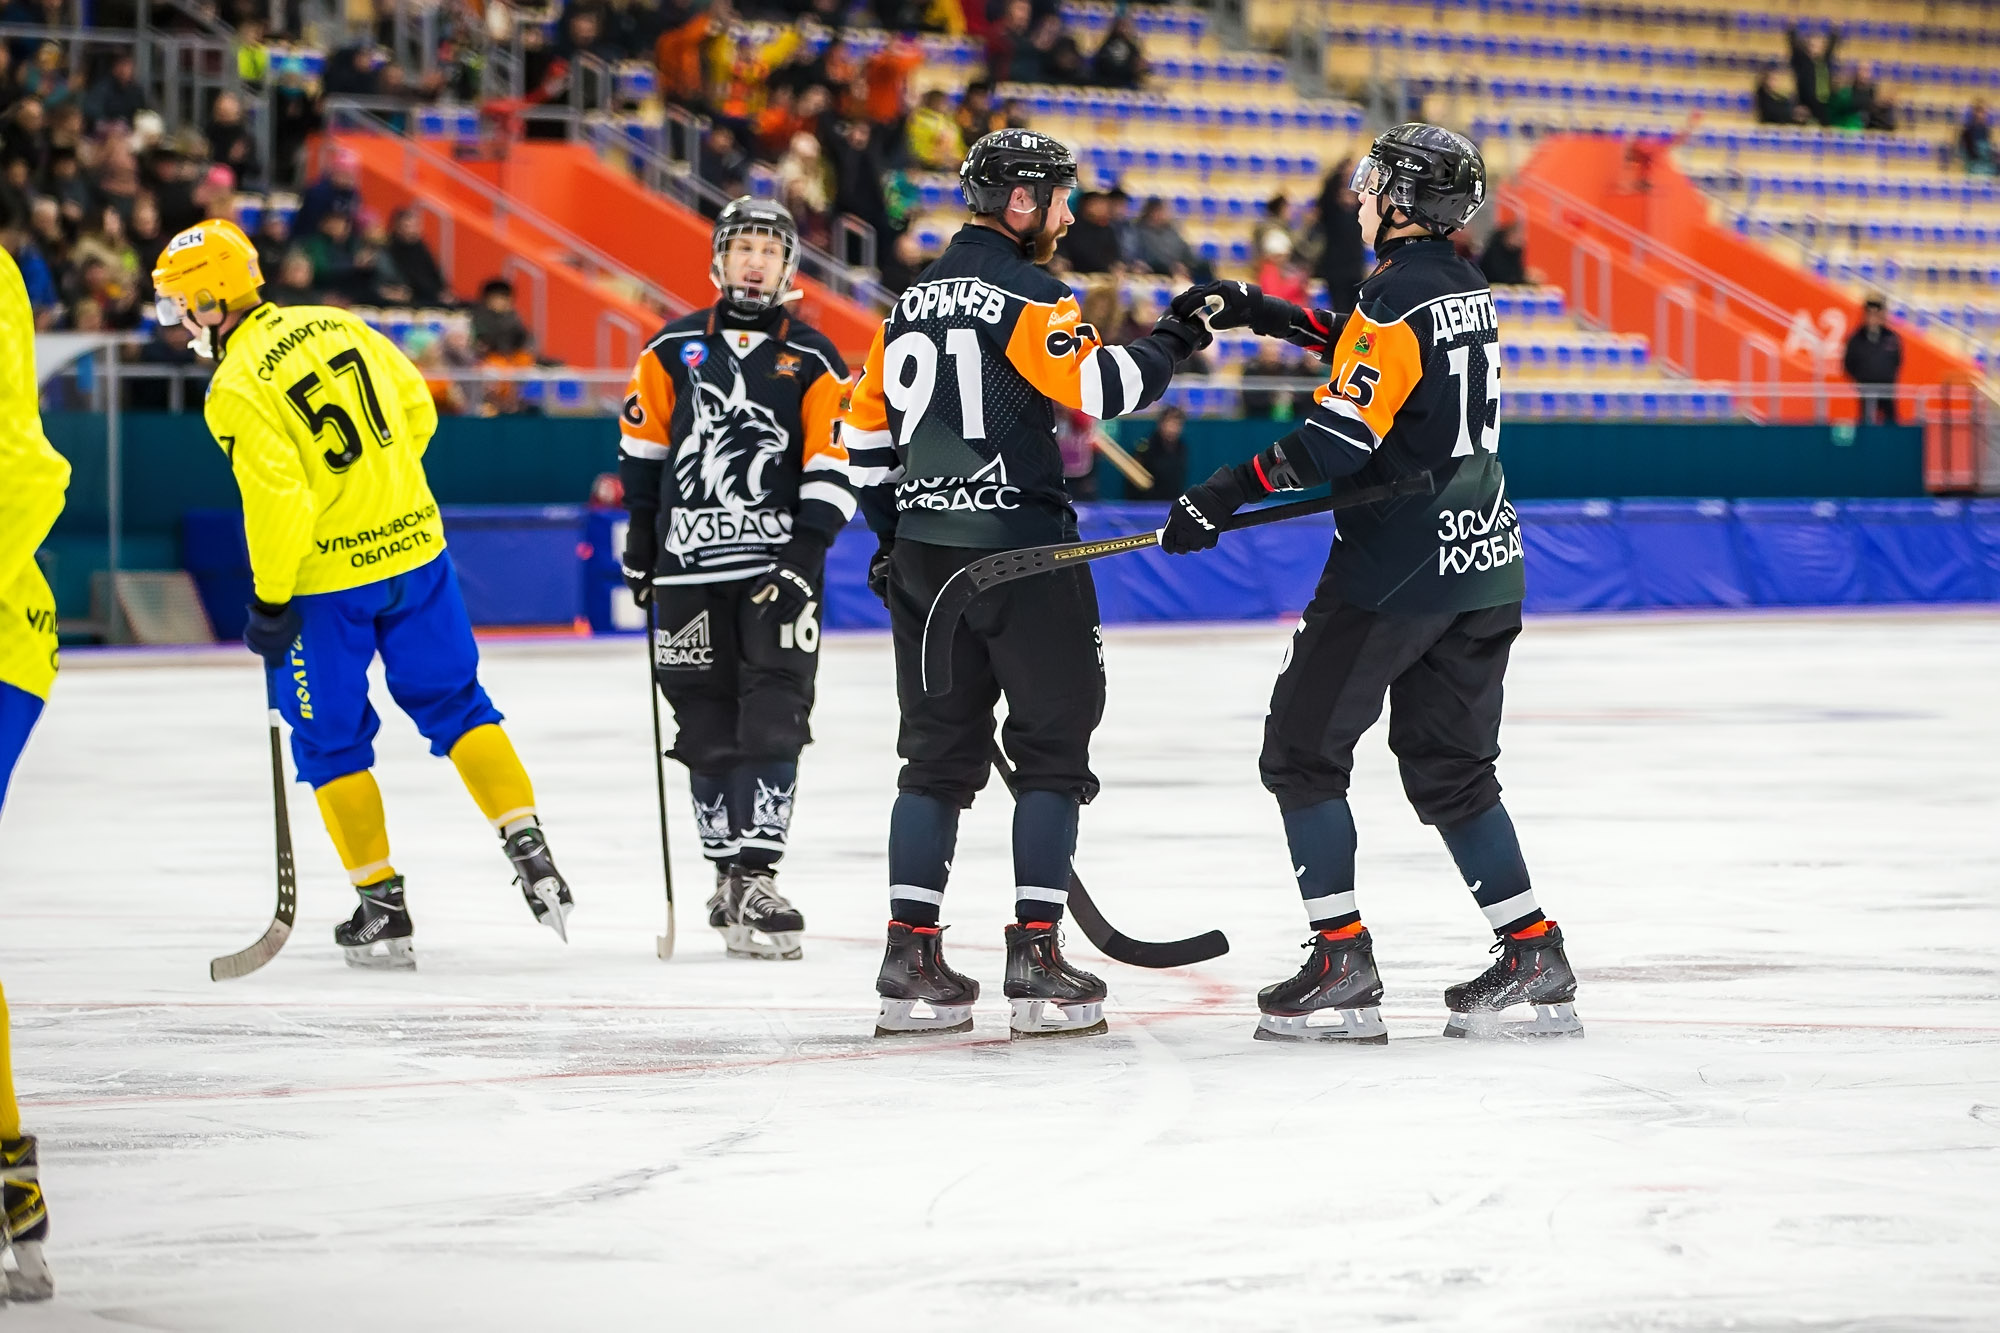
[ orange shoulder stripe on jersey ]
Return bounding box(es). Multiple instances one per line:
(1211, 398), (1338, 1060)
(800, 369), (850, 466)
(1313, 310), (1424, 442)
(1002, 295), (1101, 414)
(619, 350), (675, 453)
(840, 325), (890, 439)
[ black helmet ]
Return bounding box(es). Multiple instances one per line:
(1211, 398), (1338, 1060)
(960, 129), (1079, 215)
(711, 196), (800, 314)
(1350, 123), (1487, 234)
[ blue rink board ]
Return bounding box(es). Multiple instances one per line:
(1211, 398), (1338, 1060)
(186, 500), (2000, 637)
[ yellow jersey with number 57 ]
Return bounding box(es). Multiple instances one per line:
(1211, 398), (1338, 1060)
(205, 302), (444, 604)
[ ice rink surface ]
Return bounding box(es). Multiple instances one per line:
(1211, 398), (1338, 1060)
(2, 611), (1997, 1332)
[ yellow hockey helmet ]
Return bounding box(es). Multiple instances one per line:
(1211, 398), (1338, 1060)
(151, 218), (263, 327)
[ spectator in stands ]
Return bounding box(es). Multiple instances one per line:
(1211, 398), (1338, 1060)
(471, 277), (532, 358)
(1862, 76), (1896, 133)
(1843, 296), (1902, 425)
(775, 129), (834, 216)
(1250, 195), (1289, 263)
(1090, 13), (1145, 91)
(82, 53), (145, 132)
(1479, 218), (1527, 286)
(1057, 407), (1099, 501)
(1045, 25), (1088, 85)
(1256, 230), (1307, 306)
(271, 66), (324, 190)
(205, 91), (258, 183)
(129, 196), (165, 299)
(829, 117), (895, 259)
(41, 148), (90, 227)
(1102, 185), (1139, 266)
(984, 0), (1033, 84)
(235, 16), (270, 87)
(1242, 344), (1310, 420)
(299, 210), (356, 290)
(880, 229), (926, 293)
(71, 205), (137, 298)
(1, 218), (59, 320)
(1133, 197), (1206, 282)
(251, 206), (292, 277)
(1754, 66), (1804, 126)
(21, 42), (76, 114)
(1127, 405), (1185, 502)
(1787, 24), (1839, 127)
(344, 214), (403, 305)
(957, 79), (1004, 140)
(294, 146), (361, 237)
(1012, 14), (1064, 85)
(264, 249), (319, 305)
(386, 209), (449, 307)
(698, 122), (750, 197)
(1960, 101), (1995, 175)
(1315, 160), (1365, 315)
(862, 29), (924, 125)
(905, 87), (965, 169)
(0, 156), (30, 229)
(2, 99), (47, 174)
(1055, 190), (1123, 274)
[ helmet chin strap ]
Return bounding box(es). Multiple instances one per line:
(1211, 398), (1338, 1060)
(1000, 188), (1053, 252)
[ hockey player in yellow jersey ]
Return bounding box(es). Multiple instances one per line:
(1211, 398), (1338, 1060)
(0, 247), (62, 1303)
(152, 218), (576, 968)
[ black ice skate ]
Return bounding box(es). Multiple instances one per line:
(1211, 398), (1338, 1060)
(722, 867), (803, 960)
(1003, 922), (1108, 1039)
(874, 923), (979, 1036)
(1443, 923), (1583, 1039)
(334, 877), (415, 970)
(503, 823), (573, 942)
(2, 1134), (53, 1302)
(705, 863), (731, 936)
(1254, 929), (1388, 1045)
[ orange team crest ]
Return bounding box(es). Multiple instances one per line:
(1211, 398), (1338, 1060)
(773, 352), (802, 378)
(1352, 331), (1374, 356)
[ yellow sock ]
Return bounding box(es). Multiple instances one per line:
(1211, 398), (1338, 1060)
(449, 724), (537, 831)
(314, 770), (398, 886)
(1, 978), (21, 1142)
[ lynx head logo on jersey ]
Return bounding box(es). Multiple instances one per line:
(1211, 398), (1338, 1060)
(676, 364), (792, 511)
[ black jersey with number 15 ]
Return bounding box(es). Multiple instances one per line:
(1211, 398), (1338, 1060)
(1272, 235), (1523, 614)
(842, 224), (1191, 549)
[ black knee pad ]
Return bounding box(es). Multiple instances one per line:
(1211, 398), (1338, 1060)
(737, 704), (811, 761)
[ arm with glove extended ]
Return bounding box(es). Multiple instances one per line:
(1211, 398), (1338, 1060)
(838, 324), (901, 608)
(748, 350), (856, 625)
(1171, 280), (1344, 361)
(616, 353), (675, 606)
(1160, 302), (1424, 554)
(1003, 288), (1213, 420)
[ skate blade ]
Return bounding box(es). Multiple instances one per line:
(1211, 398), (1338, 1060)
(874, 998), (973, 1037)
(4, 1241), (54, 1301)
(724, 924), (803, 961)
(1008, 998), (1108, 1040)
(341, 938), (416, 971)
(1442, 1002), (1584, 1040)
(1253, 1008), (1388, 1045)
(527, 879), (571, 942)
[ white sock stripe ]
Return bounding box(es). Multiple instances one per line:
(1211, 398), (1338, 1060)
(1480, 889), (1542, 929)
(347, 859), (394, 886)
(738, 836), (788, 853)
(890, 884), (945, 905)
(1015, 885), (1070, 905)
(1301, 890), (1358, 921)
(492, 809), (538, 834)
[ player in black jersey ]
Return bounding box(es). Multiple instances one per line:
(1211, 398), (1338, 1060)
(619, 198), (855, 960)
(1162, 124), (1581, 1043)
(842, 129), (1217, 1039)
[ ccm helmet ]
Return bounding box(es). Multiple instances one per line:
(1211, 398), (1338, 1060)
(1350, 123), (1487, 245)
(151, 217), (264, 358)
(960, 128), (1078, 218)
(711, 196), (801, 314)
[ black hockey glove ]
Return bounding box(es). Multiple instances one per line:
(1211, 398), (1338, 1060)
(748, 534), (826, 625)
(1149, 308), (1213, 361)
(242, 599), (301, 668)
(622, 507), (657, 607)
(867, 536), (895, 608)
(1160, 463), (1267, 556)
(1171, 281), (1304, 339)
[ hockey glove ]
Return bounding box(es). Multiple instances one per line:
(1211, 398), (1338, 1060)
(242, 599), (301, 668)
(748, 535), (826, 625)
(1161, 463), (1267, 556)
(622, 506), (658, 606)
(1150, 308), (1214, 361)
(1171, 282), (1306, 339)
(867, 536), (895, 608)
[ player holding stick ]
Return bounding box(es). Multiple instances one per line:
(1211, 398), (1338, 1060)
(152, 219), (576, 969)
(841, 130), (1217, 1039)
(1162, 125), (1582, 1043)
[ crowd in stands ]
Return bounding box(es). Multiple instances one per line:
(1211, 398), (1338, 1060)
(1751, 27), (1895, 134)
